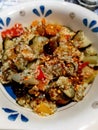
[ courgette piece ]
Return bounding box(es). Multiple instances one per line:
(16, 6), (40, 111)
(72, 30), (91, 49)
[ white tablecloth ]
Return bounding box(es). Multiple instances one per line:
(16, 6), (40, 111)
(0, 0), (64, 10)
(0, 0), (67, 10)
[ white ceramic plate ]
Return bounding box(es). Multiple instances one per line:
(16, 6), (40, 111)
(0, 1), (98, 130)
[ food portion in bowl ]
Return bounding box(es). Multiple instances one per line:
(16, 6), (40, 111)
(0, 18), (98, 116)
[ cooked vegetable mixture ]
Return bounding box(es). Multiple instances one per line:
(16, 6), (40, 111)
(0, 19), (98, 116)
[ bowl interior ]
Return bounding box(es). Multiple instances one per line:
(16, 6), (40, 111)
(0, 1), (98, 129)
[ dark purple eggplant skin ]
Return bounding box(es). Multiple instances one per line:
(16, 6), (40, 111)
(11, 80), (29, 98)
(45, 87), (72, 107)
(43, 36), (59, 55)
(94, 66), (98, 70)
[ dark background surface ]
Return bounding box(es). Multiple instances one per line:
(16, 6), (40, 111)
(65, 0), (98, 15)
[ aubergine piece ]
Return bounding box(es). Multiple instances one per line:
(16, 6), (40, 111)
(12, 68), (38, 85)
(28, 86), (43, 98)
(72, 30), (91, 49)
(28, 35), (35, 46)
(65, 62), (76, 76)
(46, 87), (72, 107)
(43, 36), (59, 55)
(83, 55), (98, 64)
(2, 38), (15, 50)
(11, 80), (29, 98)
(28, 36), (49, 60)
(94, 66), (98, 70)
(43, 43), (53, 55)
(81, 66), (98, 84)
(56, 76), (75, 98)
(79, 44), (91, 52)
(49, 36), (59, 49)
(29, 36), (49, 55)
(84, 46), (98, 56)
(49, 76), (59, 84)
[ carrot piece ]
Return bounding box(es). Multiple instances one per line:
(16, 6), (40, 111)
(41, 18), (46, 25)
(46, 24), (62, 36)
(32, 20), (39, 27)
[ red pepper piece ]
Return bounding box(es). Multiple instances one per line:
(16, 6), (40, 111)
(36, 66), (46, 81)
(1, 23), (24, 39)
(78, 62), (89, 70)
(65, 34), (71, 40)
